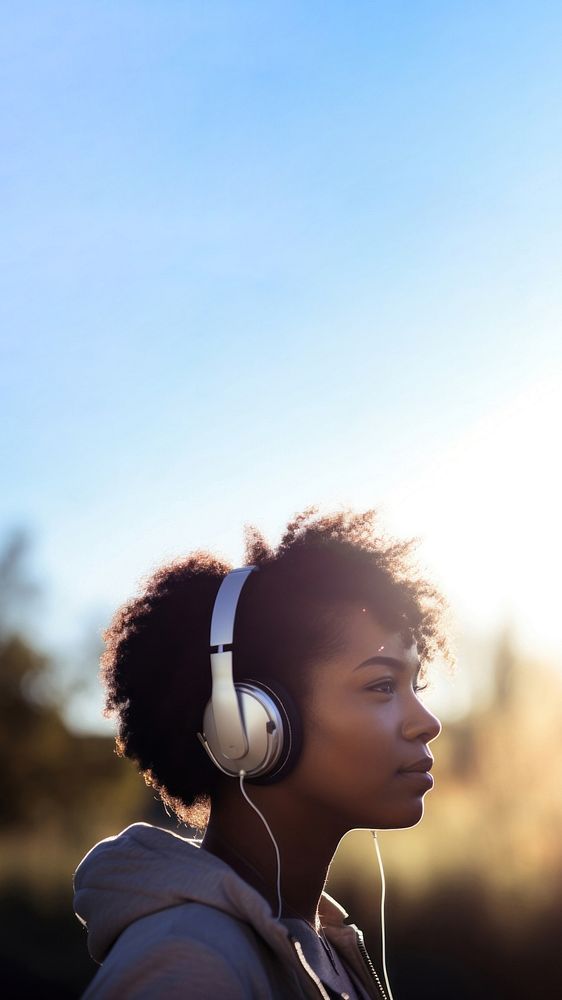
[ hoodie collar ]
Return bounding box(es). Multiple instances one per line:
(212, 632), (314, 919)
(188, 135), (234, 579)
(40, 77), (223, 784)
(74, 822), (345, 964)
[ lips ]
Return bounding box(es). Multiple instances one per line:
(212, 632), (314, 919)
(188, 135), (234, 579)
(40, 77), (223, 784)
(399, 756), (434, 774)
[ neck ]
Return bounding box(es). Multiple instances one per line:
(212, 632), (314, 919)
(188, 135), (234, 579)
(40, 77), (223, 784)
(201, 785), (343, 926)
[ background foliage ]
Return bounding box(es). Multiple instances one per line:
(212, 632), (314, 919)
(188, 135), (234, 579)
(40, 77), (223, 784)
(1, 531), (560, 998)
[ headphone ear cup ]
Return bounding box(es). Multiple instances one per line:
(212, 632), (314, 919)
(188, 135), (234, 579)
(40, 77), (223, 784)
(244, 679), (303, 785)
(199, 676), (303, 782)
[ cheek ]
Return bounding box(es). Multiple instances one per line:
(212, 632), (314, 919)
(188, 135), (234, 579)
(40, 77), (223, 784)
(289, 701), (430, 830)
(297, 698), (393, 785)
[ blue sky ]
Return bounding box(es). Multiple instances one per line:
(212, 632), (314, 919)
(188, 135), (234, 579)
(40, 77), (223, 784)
(2, 2), (562, 725)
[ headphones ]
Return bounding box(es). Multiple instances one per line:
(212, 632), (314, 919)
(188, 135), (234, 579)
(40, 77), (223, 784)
(197, 567), (302, 782)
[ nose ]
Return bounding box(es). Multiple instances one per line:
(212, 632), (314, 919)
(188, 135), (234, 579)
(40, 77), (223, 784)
(402, 696), (441, 744)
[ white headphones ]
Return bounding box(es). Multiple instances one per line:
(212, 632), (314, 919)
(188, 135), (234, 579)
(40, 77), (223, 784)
(197, 567), (301, 782)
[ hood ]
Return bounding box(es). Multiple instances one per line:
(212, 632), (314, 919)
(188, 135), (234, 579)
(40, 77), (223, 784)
(73, 822), (290, 964)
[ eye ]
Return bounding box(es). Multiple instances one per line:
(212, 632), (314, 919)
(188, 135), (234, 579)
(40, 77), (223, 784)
(413, 680), (428, 695)
(366, 679), (395, 695)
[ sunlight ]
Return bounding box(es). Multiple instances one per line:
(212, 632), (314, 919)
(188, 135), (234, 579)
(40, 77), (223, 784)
(388, 370), (562, 666)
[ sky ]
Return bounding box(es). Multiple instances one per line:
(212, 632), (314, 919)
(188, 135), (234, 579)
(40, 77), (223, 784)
(2, 2), (562, 729)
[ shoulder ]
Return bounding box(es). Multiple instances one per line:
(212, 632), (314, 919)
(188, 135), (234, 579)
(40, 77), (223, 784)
(83, 902), (283, 1000)
(128, 900), (270, 961)
(83, 933), (248, 999)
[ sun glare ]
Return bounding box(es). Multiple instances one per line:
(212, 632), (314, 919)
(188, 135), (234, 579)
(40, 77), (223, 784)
(389, 372), (562, 667)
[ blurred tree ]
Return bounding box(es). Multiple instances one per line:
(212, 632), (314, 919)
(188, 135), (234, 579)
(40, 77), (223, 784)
(0, 529), (40, 640)
(0, 531), (67, 829)
(491, 625), (517, 710)
(0, 633), (69, 829)
(0, 530), (152, 842)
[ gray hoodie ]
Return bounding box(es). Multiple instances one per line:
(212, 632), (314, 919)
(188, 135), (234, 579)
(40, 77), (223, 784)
(73, 822), (387, 1000)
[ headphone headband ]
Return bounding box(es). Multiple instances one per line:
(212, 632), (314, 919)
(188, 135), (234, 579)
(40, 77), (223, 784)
(208, 567), (255, 759)
(210, 566), (255, 650)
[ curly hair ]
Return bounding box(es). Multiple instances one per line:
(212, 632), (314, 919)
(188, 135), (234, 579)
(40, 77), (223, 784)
(101, 508), (449, 830)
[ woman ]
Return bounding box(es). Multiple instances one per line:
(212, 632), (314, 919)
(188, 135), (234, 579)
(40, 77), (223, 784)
(74, 509), (447, 999)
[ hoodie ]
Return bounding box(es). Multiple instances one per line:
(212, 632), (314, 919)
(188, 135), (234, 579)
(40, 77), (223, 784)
(74, 823), (387, 1000)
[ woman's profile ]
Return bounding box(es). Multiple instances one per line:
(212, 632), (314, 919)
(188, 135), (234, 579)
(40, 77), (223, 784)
(74, 509), (448, 998)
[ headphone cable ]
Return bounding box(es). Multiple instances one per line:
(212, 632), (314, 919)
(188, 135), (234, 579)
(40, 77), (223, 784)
(371, 830), (395, 1000)
(238, 774), (394, 999)
(239, 771), (283, 920)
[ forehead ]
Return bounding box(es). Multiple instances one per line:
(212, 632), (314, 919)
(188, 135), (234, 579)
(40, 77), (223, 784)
(320, 604), (419, 674)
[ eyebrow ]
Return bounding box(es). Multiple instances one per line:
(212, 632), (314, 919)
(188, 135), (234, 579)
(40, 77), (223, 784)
(354, 655), (422, 676)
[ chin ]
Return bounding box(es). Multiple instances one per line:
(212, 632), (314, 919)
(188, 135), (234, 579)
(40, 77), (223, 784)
(375, 799), (426, 831)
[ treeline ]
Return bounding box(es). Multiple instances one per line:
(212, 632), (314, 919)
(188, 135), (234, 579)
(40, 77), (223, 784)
(0, 533), (160, 997)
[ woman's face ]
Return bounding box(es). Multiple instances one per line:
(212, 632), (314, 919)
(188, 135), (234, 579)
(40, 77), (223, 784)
(287, 605), (441, 832)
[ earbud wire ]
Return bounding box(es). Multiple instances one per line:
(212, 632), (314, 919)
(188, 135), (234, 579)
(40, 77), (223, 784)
(239, 771), (283, 920)
(372, 830), (394, 1000)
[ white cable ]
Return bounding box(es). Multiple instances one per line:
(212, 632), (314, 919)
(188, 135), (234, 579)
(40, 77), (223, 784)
(239, 771), (283, 921)
(371, 830), (395, 1000)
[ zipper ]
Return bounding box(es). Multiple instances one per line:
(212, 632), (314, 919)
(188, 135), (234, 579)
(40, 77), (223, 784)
(354, 929), (389, 1000)
(291, 937), (332, 999)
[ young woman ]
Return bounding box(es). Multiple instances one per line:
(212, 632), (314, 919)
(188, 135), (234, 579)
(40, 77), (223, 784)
(74, 509), (447, 999)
